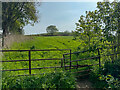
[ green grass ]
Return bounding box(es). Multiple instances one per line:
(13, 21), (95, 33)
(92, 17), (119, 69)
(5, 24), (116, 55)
(10, 36), (81, 50)
(2, 36), (83, 76)
(2, 36), (100, 76)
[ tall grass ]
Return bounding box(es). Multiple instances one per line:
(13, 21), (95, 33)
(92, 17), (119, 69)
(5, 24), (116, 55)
(4, 34), (33, 49)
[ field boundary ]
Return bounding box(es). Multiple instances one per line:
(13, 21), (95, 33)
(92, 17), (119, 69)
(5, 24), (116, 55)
(0, 49), (71, 75)
(1, 44), (120, 77)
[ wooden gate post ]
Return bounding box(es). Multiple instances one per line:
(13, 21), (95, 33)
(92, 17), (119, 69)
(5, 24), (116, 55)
(70, 49), (71, 71)
(61, 58), (63, 67)
(29, 50), (31, 75)
(97, 48), (101, 67)
(63, 54), (66, 69)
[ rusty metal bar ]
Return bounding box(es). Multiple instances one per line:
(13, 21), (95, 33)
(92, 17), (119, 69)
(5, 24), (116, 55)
(70, 49), (71, 71)
(32, 58), (62, 61)
(61, 58), (63, 67)
(1, 50), (30, 52)
(62, 57), (70, 59)
(63, 54), (65, 68)
(0, 58), (62, 62)
(1, 68), (29, 71)
(70, 56), (99, 62)
(29, 51), (31, 75)
(1, 48), (71, 75)
(63, 48), (102, 55)
(31, 66), (61, 70)
(98, 48), (101, 67)
(65, 64), (98, 68)
(102, 52), (120, 57)
(65, 64), (99, 70)
(0, 49), (70, 52)
(77, 61), (78, 69)
(0, 60), (29, 62)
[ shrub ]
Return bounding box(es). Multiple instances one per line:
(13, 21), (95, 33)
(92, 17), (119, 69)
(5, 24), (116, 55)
(98, 60), (120, 78)
(89, 59), (120, 89)
(2, 71), (76, 89)
(99, 74), (120, 88)
(89, 67), (108, 88)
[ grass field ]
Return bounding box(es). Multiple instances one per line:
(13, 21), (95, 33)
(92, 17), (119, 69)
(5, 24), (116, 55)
(10, 36), (81, 50)
(2, 36), (112, 88)
(3, 36), (90, 76)
(2, 36), (101, 77)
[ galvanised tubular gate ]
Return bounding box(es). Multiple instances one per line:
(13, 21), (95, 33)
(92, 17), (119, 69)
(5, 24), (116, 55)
(0, 49), (71, 75)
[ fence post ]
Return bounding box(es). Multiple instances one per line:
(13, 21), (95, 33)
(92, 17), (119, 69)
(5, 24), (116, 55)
(70, 49), (71, 71)
(61, 58), (63, 67)
(97, 48), (101, 67)
(63, 54), (66, 69)
(77, 61), (78, 70)
(114, 46), (117, 61)
(29, 50), (31, 75)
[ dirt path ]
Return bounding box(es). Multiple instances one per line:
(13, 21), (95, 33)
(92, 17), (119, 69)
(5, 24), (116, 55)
(76, 78), (93, 89)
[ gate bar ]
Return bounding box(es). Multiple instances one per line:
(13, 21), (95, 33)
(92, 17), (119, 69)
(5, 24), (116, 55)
(29, 51), (31, 75)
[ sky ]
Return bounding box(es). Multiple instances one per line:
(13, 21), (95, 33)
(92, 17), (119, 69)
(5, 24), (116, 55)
(24, 2), (98, 35)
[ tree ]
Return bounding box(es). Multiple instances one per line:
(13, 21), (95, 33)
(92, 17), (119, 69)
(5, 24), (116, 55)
(46, 25), (58, 35)
(75, 10), (103, 49)
(0, 2), (2, 30)
(113, 2), (120, 57)
(2, 2), (39, 46)
(75, 0), (120, 60)
(96, 1), (120, 59)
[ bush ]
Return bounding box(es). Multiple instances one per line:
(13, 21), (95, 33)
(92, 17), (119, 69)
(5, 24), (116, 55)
(2, 71), (76, 89)
(89, 67), (108, 88)
(99, 74), (120, 88)
(89, 59), (120, 89)
(103, 60), (120, 78)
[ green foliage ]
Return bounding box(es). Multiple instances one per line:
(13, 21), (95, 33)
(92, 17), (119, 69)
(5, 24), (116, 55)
(54, 31), (73, 36)
(90, 59), (120, 89)
(2, 2), (39, 36)
(89, 70), (108, 88)
(99, 74), (120, 88)
(2, 71), (76, 89)
(46, 25), (59, 35)
(74, 1), (120, 59)
(75, 10), (103, 49)
(100, 60), (120, 78)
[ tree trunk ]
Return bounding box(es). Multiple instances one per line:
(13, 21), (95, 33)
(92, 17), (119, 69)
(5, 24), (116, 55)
(2, 27), (9, 47)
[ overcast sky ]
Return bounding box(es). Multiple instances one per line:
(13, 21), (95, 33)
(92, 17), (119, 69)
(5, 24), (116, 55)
(24, 2), (98, 35)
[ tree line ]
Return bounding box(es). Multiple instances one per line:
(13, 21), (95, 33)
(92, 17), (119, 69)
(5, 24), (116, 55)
(74, 1), (120, 53)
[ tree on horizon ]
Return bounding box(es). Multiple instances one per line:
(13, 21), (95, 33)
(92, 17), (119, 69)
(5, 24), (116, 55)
(46, 25), (59, 35)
